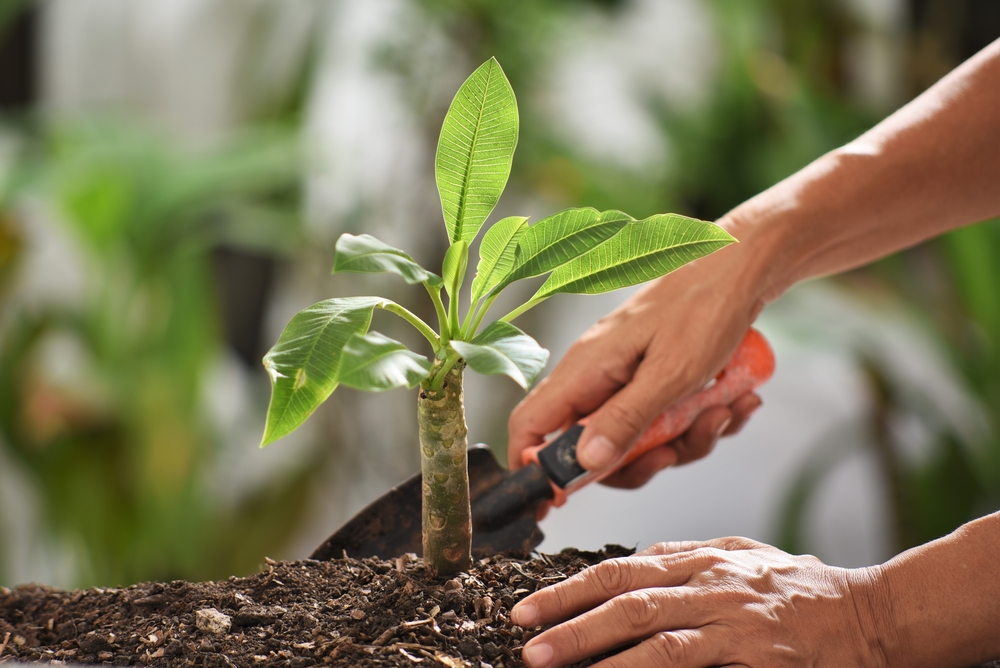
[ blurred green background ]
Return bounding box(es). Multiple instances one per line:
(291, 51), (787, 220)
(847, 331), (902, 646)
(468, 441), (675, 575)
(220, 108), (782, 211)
(0, 0), (998, 588)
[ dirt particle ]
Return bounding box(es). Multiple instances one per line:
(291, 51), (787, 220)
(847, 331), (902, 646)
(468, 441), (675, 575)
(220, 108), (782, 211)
(196, 608), (232, 635)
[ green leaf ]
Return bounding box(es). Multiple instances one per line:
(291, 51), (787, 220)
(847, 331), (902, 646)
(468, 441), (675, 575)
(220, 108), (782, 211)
(450, 321), (549, 389)
(471, 215), (527, 304)
(261, 296), (389, 446)
(436, 57), (519, 244)
(332, 233), (442, 286)
(491, 208), (632, 294)
(442, 240), (469, 299)
(336, 331), (432, 391)
(532, 214), (735, 300)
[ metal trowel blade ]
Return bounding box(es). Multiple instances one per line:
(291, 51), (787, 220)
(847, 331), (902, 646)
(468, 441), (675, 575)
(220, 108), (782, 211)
(310, 444), (548, 561)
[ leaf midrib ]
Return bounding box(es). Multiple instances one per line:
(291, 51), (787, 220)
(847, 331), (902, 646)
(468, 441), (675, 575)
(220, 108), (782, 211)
(542, 237), (729, 292)
(453, 61), (494, 240)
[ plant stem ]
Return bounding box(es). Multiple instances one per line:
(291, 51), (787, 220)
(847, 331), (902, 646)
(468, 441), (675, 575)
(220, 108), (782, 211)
(499, 296), (547, 323)
(426, 284), (451, 344)
(466, 293), (499, 338)
(460, 298), (479, 338)
(417, 361), (471, 576)
(448, 292), (461, 339)
(378, 302), (440, 350)
(430, 352), (461, 390)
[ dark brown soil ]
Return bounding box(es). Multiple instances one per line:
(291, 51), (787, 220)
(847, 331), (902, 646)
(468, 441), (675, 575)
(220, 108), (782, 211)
(0, 546), (634, 668)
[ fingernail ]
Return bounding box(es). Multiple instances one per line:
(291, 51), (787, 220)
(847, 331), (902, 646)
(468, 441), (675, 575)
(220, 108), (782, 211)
(578, 435), (615, 470)
(523, 642), (553, 668)
(714, 417), (732, 438)
(512, 602), (538, 626)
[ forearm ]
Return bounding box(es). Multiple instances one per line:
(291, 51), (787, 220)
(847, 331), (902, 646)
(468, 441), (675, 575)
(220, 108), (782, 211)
(851, 511), (1000, 667)
(722, 38), (1000, 304)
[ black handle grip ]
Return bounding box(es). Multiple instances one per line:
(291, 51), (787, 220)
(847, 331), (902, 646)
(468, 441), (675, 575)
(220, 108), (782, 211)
(536, 423), (587, 489)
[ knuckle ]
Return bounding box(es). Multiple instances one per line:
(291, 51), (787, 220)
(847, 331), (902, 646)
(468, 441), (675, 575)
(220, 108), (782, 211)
(603, 401), (649, 436)
(648, 631), (690, 663)
(562, 619), (591, 655)
(616, 590), (660, 631)
(589, 558), (633, 596)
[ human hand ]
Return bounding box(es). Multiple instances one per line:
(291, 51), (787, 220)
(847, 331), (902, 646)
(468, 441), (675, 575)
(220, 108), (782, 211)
(507, 235), (769, 485)
(511, 537), (883, 668)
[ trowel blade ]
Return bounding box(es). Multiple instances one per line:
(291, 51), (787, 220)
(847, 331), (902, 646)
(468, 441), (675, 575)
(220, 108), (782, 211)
(310, 444), (546, 561)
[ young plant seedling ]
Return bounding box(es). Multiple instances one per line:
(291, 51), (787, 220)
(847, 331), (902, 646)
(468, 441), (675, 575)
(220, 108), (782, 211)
(261, 57), (735, 576)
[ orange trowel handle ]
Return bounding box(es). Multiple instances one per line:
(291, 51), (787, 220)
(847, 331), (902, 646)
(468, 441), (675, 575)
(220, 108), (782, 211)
(521, 328), (775, 508)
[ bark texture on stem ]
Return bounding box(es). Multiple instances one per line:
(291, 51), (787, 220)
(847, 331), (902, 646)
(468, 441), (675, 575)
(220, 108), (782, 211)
(418, 361), (471, 576)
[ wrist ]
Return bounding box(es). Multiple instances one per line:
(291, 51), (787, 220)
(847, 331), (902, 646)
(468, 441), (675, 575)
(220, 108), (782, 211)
(844, 565), (896, 668)
(715, 200), (797, 307)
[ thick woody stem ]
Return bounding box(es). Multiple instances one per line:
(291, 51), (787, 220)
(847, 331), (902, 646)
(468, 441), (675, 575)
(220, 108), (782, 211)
(417, 361), (471, 576)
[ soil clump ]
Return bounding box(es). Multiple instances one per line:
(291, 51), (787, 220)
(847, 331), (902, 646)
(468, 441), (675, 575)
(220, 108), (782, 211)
(1, 546), (634, 668)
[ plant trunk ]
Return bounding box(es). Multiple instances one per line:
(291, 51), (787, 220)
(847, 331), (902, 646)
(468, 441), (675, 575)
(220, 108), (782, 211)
(417, 361), (471, 576)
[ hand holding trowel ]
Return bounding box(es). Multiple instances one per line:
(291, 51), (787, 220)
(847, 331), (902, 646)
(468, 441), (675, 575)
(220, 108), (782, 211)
(311, 328), (775, 561)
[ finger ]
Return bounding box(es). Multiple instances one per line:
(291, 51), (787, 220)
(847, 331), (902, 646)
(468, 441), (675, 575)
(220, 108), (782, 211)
(507, 345), (638, 470)
(722, 392), (762, 436)
(600, 393), (764, 488)
(521, 588), (720, 668)
(507, 377), (580, 470)
(513, 554), (708, 627)
(592, 626), (731, 668)
(576, 363), (700, 473)
(671, 406), (733, 466)
(598, 445), (678, 489)
(638, 536), (765, 557)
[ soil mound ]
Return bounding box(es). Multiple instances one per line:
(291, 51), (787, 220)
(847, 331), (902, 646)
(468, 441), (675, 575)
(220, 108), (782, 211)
(1, 546), (633, 667)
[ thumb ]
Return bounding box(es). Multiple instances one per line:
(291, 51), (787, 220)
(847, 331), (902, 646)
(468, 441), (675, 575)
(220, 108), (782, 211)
(576, 370), (690, 472)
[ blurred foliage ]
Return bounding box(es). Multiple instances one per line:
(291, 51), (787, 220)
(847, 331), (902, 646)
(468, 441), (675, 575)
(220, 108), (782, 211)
(775, 2), (1000, 557)
(0, 122), (317, 586)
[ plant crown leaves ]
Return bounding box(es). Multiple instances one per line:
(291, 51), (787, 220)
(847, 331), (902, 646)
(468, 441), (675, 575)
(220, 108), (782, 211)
(491, 208), (633, 295)
(332, 233), (442, 286)
(450, 321), (549, 389)
(261, 296), (390, 446)
(261, 57), (736, 447)
(336, 331), (432, 392)
(435, 57), (518, 245)
(532, 214), (736, 300)
(470, 215), (527, 304)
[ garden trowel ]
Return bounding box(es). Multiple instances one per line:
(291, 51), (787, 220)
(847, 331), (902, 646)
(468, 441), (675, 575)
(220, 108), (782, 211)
(311, 328), (775, 561)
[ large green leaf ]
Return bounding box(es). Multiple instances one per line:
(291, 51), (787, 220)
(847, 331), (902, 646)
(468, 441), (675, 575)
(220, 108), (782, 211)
(337, 331), (431, 391)
(492, 208), (632, 294)
(261, 296), (389, 446)
(442, 239), (469, 299)
(332, 233), (442, 286)
(436, 57), (519, 244)
(471, 215), (527, 304)
(450, 321), (549, 389)
(532, 214), (735, 300)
